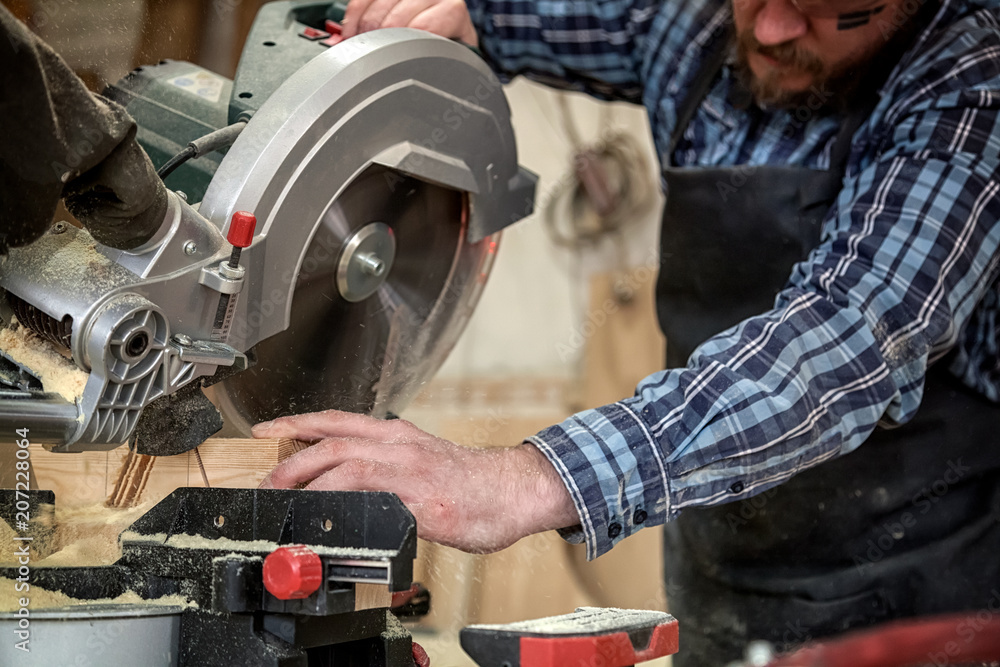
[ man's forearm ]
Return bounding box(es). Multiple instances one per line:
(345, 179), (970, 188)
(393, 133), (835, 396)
(255, 411), (581, 554)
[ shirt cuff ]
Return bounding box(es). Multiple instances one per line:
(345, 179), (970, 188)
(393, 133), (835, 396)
(525, 401), (674, 559)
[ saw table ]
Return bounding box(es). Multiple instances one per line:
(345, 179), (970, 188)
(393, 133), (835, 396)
(0, 488), (679, 666)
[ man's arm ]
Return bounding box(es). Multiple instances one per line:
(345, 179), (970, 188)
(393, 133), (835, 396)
(527, 21), (1000, 558)
(341, 0), (673, 102)
(256, 412), (579, 553)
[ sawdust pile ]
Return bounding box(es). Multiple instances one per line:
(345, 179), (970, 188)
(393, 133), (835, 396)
(0, 519), (15, 560)
(0, 502), (148, 568)
(0, 577), (197, 611)
(40, 501), (150, 566)
(0, 515), (51, 565)
(0, 501), (189, 612)
(0, 318), (88, 402)
(121, 530), (395, 560)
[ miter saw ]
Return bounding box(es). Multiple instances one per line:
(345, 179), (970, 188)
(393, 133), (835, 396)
(0, 4), (684, 665)
(0, 0), (535, 455)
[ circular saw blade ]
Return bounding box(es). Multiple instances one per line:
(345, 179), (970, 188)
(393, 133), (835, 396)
(213, 166), (470, 431)
(195, 32), (529, 436)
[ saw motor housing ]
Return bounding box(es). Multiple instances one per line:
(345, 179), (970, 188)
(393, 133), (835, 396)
(0, 2), (536, 453)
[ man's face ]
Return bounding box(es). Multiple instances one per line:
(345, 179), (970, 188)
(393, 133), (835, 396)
(732, 0), (911, 108)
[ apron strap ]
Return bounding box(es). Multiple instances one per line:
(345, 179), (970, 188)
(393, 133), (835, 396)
(667, 23), (733, 160)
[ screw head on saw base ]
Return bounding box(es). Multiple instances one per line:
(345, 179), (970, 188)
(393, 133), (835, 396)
(336, 222), (396, 302)
(263, 544), (323, 600)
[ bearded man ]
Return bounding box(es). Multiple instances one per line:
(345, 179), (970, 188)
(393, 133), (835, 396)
(257, 0), (1000, 663)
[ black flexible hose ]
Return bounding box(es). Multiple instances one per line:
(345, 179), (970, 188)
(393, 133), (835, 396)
(156, 118), (248, 181)
(156, 145), (196, 180)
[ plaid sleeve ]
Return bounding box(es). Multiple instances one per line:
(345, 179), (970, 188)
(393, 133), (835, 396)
(465, 0), (667, 101)
(528, 18), (1000, 559)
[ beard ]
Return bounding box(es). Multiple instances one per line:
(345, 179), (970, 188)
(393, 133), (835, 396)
(733, 29), (869, 112)
(732, 1), (936, 113)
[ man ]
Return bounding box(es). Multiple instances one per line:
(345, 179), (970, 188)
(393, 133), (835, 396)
(256, 0), (1000, 663)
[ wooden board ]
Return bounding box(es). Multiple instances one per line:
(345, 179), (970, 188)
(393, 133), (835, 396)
(10, 437), (308, 508)
(1, 436), (404, 608)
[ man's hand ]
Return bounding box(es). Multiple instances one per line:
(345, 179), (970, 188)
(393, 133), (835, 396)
(255, 411), (578, 554)
(340, 0), (478, 47)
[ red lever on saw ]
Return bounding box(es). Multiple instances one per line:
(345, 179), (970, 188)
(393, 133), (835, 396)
(227, 210), (257, 250)
(211, 210), (257, 340)
(459, 607), (679, 667)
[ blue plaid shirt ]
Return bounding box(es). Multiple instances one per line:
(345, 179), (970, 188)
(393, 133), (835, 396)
(468, 0), (1000, 559)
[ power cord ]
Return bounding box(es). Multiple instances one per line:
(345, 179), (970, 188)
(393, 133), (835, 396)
(157, 117), (250, 180)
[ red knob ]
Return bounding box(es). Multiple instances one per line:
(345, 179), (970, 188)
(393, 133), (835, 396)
(227, 211), (257, 248)
(412, 642), (431, 667)
(263, 544), (322, 600)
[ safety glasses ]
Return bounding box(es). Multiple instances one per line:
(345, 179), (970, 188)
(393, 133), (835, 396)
(788, 0), (888, 29)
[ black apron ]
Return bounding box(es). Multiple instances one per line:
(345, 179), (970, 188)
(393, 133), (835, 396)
(657, 29), (1000, 667)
